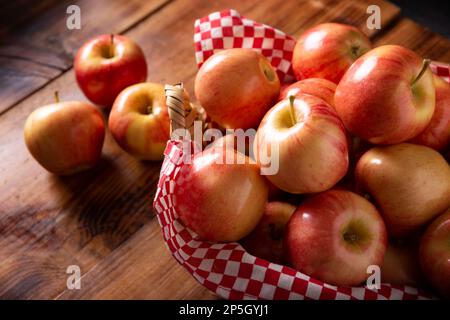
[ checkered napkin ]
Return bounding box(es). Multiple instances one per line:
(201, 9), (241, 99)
(153, 10), (450, 300)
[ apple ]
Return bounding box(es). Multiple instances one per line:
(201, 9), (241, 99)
(335, 45), (435, 144)
(174, 146), (269, 242)
(419, 208), (450, 298)
(108, 82), (170, 161)
(75, 34), (147, 108)
(24, 95), (105, 175)
(356, 143), (450, 238)
(292, 23), (372, 84)
(411, 74), (450, 151)
(285, 189), (387, 286)
(278, 78), (337, 107)
(195, 48), (280, 129)
(381, 242), (422, 287)
(240, 201), (296, 264)
(254, 94), (349, 194)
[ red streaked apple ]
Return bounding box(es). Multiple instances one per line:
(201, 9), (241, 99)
(381, 242), (422, 287)
(195, 48), (280, 129)
(254, 94), (349, 194)
(241, 201), (296, 264)
(411, 74), (450, 151)
(278, 78), (337, 107)
(75, 34), (147, 108)
(419, 208), (450, 298)
(285, 189), (387, 286)
(292, 23), (372, 84)
(356, 143), (450, 238)
(108, 82), (170, 161)
(174, 146), (269, 242)
(24, 96), (105, 175)
(335, 45), (435, 144)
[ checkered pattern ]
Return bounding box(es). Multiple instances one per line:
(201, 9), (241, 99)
(153, 11), (450, 300)
(194, 9), (296, 83)
(153, 139), (439, 300)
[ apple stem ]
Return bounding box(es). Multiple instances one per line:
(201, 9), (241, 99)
(288, 95), (296, 126)
(54, 91), (59, 103)
(109, 34), (114, 58)
(411, 59), (431, 86)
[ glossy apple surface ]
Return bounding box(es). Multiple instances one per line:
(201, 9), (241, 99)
(411, 74), (450, 151)
(292, 23), (372, 84)
(109, 83), (170, 161)
(75, 34), (147, 108)
(278, 78), (337, 107)
(356, 143), (450, 238)
(24, 101), (105, 175)
(195, 48), (280, 129)
(419, 208), (450, 298)
(254, 94), (349, 194)
(241, 201), (296, 264)
(335, 45), (435, 144)
(285, 189), (387, 286)
(174, 146), (269, 242)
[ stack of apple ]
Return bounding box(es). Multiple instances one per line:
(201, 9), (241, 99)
(176, 23), (450, 298)
(24, 34), (171, 175)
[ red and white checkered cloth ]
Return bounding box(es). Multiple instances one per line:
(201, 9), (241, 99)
(154, 10), (450, 300)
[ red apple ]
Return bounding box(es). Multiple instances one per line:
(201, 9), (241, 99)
(24, 97), (105, 175)
(381, 242), (422, 287)
(254, 94), (349, 194)
(108, 83), (170, 161)
(335, 45), (435, 144)
(356, 143), (450, 238)
(75, 34), (147, 108)
(278, 78), (337, 107)
(292, 23), (372, 84)
(195, 48), (280, 129)
(419, 208), (450, 298)
(241, 201), (296, 264)
(174, 146), (269, 242)
(285, 189), (387, 286)
(411, 74), (450, 151)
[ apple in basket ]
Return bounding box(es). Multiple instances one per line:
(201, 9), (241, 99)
(278, 78), (337, 108)
(195, 48), (280, 130)
(285, 189), (387, 286)
(174, 145), (269, 242)
(241, 201), (296, 264)
(292, 23), (372, 84)
(108, 82), (170, 161)
(75, 34), (147, 108)
(356, 143), (450, 238)
(335, 45), (435, 144)
(24, 93), (105, 175)
(254, 94), (349, 194)
(411, 74), (450, 151)
(419, 208), (450, 298)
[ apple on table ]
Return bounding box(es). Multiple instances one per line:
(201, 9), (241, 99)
(75, 34), (147, 108)
(108, 82), (170, 161)
(24, 93), (105, 175)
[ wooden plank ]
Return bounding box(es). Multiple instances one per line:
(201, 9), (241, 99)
(57, 222), (216, 299)
(0, 0), (399, 300)
(0, 0), (172, 115)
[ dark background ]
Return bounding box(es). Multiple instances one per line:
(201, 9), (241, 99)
(391, 0), (450, 37)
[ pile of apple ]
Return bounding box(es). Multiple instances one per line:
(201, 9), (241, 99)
(24, 34), (171, 175)
(177, 23), (450, 298)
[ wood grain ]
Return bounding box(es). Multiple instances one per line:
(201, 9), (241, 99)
(0, 0), (448, 300)
(0, 0), (172, 115)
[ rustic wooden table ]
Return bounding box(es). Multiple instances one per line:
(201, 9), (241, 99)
(0, 0), (449, 300)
